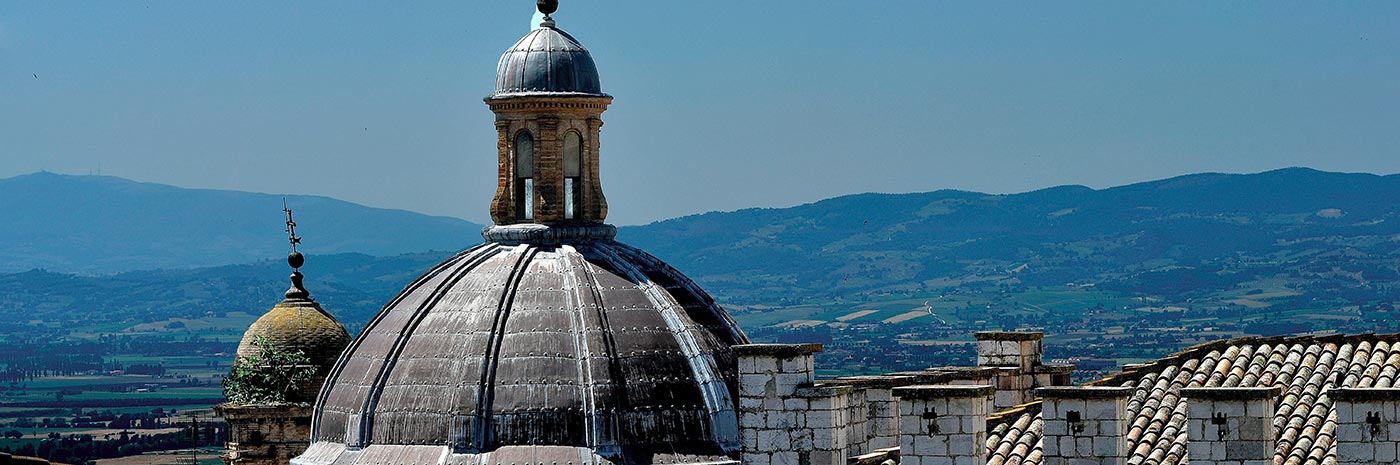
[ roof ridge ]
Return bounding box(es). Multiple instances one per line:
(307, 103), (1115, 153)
(1080, 332), (1400, 388)
(987, 399), (1042, 427)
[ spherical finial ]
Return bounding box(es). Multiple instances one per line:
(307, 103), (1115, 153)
(288, 251), (305, 269)
(537, 0), (558, 16)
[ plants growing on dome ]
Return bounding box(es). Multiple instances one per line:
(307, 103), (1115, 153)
(221, 335), (317, 404)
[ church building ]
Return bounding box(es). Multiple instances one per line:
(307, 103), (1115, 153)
(221, 3), (1400, 465)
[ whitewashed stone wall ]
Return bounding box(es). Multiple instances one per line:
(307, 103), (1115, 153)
(1329, 387), (1400, 465)
(990, 367), (1033, 410)
(893, 385), (994, 465)
(1182, 387), (1281, 465)
(814, 381), (870, 455)
(795, 385), (853, 465)
(975, 332), (1042, 370)
(973, 332), (1074, 410)
(736, 343), (852, 465)
(835, 375), (917, 451)
(1037, 386), (1134, 465)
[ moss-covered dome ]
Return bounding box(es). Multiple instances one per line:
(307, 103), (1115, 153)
(235, 271), (351, 404)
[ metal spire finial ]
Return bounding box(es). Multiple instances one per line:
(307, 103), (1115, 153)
(283, 198), (302, 258)
(537, 0), (558, 28)
(281, 198), (310, 300)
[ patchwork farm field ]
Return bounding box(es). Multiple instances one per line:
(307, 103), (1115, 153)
(0, 315), (247, 464)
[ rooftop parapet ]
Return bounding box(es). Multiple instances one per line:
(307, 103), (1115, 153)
(1180, 386), (1283, 400)
(733, 343), (824, 358)
(893, 384), (995, 400)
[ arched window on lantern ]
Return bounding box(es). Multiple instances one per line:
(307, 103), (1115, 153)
(514, 131), (534, 220)
(563, 131), (582, 220)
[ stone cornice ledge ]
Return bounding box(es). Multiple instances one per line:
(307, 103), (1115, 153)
(893, 384), (995, 400)
(1328, 387), (1400, 402)
(975, 331), (1044, 341)
(1037, 386), (1136, 399)
(1180, 386), (1282, 400)
(482, 223), (617, 244)
(733, 343), (823, 358)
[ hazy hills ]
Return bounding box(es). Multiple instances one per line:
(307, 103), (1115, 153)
(621, 167), (1400, 303)
(0, 172), (482, 274)
(0, 251), (454, 334)
(2, 168), (1399, 332)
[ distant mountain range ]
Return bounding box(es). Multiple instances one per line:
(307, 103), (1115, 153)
(2, 168), (1399, 330)
(0, 172), (482, 274)
(620, 167), (1400, 303)
(0, 251), (454, 334)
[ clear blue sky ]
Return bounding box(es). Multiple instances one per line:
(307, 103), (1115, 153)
(3, 2), (1397, 225)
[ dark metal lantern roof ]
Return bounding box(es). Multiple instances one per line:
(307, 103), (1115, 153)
(302, 237), (749, 465)
(491, 25), (604, 98)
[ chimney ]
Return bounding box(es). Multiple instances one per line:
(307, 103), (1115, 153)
(975, 332), (1043, 371)
(1037, 386), (1135, 465)
(893, 385), (994, 465)
(1329, 387), (1400, 465)
(736, 344), (852, 465)
(1181, 387), (1281, 465)
(974, 332), (1072, 409)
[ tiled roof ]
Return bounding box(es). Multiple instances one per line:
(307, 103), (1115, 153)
(984, 333), (1400, 465)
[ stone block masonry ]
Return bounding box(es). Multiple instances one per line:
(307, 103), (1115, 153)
(814, 379), (870, 455)
(973, 332), (1074, 410)
(893, 385), (993, 465)
(1181, 387), (1281, 465)
(736, 344), (852, 465)
(975, 332), (1043, 371)
(1329, 388), (1400, 465)
(830, 375), (917, 452)
(1037, 386), (1134, 465)
(216, 403), (313, 465)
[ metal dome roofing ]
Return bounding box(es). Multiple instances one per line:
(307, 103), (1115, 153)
(491, 24), (605, 98)
(299, 229), (750, 465)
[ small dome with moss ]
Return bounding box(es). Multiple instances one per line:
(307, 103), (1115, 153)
(232, 259), (351, 404)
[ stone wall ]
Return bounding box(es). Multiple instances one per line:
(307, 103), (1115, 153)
(893, 385), (993, 465)
(1181, 387), (1280, 465)
(1329, 387), (1400, 465)
(1037, 387), (1133, 465)
(736, 344), (852, 465)
(816, 379), (870, 455)
(217, 403), (313, 465)
(975, 332), (1043, 371)
(830, 375), (917, 452)
(973, 332), (1074, 409)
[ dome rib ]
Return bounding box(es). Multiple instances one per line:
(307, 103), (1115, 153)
(590, 242), (740, 450)
(610, 242), (749, 346)
(305, 239), (748, 465)
(560, 245), (625, 453)
(490, 26), (604, 98)
(472, 246), (539, 451)
(361, 245), (505, 448)
(309, 244), (493, 445)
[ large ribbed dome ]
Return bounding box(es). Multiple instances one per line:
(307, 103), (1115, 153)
(491, 24), (604, 98)
(298, 227), (749, 465)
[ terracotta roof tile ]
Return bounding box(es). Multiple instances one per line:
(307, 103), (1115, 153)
(981, 333), (1400, 465)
